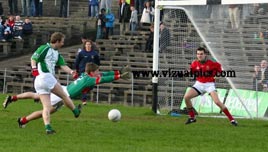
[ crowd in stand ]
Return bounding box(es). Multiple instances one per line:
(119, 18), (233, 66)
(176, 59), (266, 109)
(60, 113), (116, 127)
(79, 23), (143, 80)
(90, 0), (157, 39)
(0, 15), (32, 42)
(7, 0), (43, 17)
(92, 0), (165, 52)
(0, 0), (160, 52)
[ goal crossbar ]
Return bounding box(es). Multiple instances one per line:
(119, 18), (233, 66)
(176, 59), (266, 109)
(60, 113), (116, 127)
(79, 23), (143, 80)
(158, 0), (268, 6)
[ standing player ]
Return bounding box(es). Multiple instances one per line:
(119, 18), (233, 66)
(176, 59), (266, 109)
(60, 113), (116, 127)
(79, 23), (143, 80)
(3, 63), (131, 128)
(183, 47), (238, 126)
(31, 32), (81, 134)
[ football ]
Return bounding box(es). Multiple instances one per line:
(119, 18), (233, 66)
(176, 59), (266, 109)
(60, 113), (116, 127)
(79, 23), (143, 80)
(108, 109), (121, 122)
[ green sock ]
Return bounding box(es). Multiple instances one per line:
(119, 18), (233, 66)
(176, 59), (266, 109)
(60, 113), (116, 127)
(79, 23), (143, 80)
(45, 124), (53, 131)
(72, 107), (80, 116)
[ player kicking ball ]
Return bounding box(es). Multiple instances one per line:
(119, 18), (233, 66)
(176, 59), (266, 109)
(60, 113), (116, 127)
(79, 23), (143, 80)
(3, 63), (131, 129)
(183, 47), (238, 126)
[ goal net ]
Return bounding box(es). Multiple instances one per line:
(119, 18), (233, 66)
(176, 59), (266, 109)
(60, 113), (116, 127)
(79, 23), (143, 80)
(153, 0), (268, 118)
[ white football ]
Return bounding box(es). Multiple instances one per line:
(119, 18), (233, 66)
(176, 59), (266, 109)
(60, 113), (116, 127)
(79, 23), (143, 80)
(108, 109), (121, 122)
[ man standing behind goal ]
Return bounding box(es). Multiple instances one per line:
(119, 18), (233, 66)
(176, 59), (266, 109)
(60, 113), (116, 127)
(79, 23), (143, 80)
(183, 47), (238, 126)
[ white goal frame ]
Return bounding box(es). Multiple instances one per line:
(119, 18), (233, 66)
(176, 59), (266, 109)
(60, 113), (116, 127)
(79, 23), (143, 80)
(152, 0), (268, 117)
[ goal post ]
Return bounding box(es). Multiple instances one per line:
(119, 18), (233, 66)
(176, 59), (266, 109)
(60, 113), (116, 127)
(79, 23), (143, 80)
(152, 0), (161, 113)
(152, 0), (268, 118)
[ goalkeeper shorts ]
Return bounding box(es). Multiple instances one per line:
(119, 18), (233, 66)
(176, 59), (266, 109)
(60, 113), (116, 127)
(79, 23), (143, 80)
(192, 81), (216, 95)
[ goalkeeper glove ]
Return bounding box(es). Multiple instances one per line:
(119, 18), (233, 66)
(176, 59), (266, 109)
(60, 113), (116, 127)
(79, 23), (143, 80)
(121, 72), (131, 80)
(31, 68), (39, 77)
(120, 65), (131, 80)
(120, 65), (131, 74)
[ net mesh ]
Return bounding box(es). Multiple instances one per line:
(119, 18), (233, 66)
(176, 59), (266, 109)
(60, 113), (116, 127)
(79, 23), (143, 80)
(157, 4), (268, 116)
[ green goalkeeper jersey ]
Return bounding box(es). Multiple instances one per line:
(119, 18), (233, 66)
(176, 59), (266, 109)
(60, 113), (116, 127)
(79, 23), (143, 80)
(67, 71), (120, 98)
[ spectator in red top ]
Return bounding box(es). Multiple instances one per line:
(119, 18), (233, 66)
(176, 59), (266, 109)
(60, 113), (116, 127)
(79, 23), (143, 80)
(7, 15), (15, 32)
(183, 47), (238, 126)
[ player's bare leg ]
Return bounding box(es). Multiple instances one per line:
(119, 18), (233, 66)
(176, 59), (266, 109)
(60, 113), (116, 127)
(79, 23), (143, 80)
(39, 94), (55, 134)
(18, 107), (57, 128)
(183, 88), (199, 124)
(51, 83), (81, 118)
(3, 92), (40, 109)
(210, 91), (238, 126)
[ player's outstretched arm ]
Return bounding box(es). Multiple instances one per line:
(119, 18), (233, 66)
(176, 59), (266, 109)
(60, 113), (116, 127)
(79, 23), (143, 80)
(101, 71), (119, 76)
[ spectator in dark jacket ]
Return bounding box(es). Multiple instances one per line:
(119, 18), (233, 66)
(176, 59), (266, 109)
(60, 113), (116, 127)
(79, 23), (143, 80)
(96, 8), (107, 39)
(22, 18), (33, 35)
(159, 22), (170, 52)
(74, 40), (100, 105)
(75, 40), (100, 75)
(119, 0), (131, 34)
(0, 2), (3, 15)
(145, 24), (154, 52)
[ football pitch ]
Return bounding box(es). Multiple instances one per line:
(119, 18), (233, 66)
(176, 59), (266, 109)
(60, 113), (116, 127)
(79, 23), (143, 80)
(0, 94), (267, 152)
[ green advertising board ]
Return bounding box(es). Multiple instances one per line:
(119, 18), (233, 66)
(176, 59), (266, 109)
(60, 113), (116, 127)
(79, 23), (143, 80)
(224, 89), (268, 117)
(180, 87), (227, 114)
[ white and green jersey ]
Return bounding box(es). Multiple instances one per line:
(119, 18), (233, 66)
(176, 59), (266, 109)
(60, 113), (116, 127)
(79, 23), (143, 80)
(31, 43), (66, 75)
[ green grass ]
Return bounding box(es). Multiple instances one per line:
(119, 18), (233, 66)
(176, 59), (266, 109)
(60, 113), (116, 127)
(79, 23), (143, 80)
(0, 94), (268, 152)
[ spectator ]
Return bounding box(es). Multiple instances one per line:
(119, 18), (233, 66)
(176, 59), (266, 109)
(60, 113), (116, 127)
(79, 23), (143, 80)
(256, 60), (268, 91)
(8, 0), (18, 15)
(118, 0), (134, 7)
(21, 0), (29, 16)
(159, 22), (170, 52)
(258, 27), (268, 46)
(59, 0), (68, 17)
(140, 1), (154, 26)
(75, 40), (100, 74)
(77, 35), (88, 54)
(253, 3), (268, 15)
(253, 65), (261, 91)
(89, 0), (98, 17)
(0, 2), (3, 16)
(135, 0), (144, 14)
(96, 8), (106, 39)
(129, 6), (138, 32)
(39, 0), (43, 16)
(105, 8), (115, 39)
(75, 40), (100, 105)
(2, 19), (13, 42)
(145, 24), (154, 52)
(241, 4), (252, 20)
(0, 18), (5, 42)
(7, 15), (15, 32)
(13, 15), (23, 39)
(88, 1), (92, 17)
(29, 0), (36, 16)
(228, 5), (240, 30)
(22, 18), (33, 36)
(252, 3), (260, 14)
(119, 0), (131, 35)
(34, 0), (42, 16)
